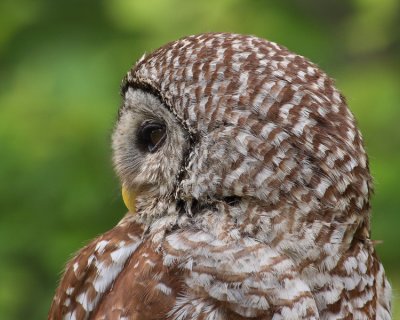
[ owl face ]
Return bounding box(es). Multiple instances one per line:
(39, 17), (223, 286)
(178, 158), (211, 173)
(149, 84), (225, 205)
(112, 89), (190, 221)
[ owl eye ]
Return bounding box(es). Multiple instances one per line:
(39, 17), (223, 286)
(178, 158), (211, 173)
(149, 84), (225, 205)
(137, 121), (167, 153)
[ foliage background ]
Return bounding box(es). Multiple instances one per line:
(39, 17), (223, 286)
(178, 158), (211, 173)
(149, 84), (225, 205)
(0, 0), (399, 319)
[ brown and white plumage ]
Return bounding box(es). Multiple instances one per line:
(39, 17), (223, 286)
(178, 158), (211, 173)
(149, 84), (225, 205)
(49, 33), (391, 319)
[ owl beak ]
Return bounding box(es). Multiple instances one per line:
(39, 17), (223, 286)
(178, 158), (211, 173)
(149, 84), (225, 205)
(122, 184), (136, 213)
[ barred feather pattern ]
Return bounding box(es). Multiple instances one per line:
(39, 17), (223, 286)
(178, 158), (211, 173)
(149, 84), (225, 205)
(49, 33), (391, 319)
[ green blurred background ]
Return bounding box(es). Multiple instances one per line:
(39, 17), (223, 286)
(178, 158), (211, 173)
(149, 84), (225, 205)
(0, 0), (399, 319)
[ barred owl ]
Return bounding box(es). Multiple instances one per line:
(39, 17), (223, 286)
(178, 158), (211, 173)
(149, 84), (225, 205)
(49, 33), (391, 319)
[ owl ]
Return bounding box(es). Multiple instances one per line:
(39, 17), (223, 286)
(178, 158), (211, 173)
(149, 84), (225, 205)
(49, 33), (391, 319)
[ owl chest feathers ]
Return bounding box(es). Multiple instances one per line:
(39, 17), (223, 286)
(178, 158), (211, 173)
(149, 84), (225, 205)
(49, 205), (389, 319)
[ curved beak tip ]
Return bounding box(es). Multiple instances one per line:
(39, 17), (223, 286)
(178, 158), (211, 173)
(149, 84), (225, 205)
(122, 185), (136, 213)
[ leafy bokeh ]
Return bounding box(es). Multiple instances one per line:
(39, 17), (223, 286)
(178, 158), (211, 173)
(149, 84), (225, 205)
(0, 1), (399, 319)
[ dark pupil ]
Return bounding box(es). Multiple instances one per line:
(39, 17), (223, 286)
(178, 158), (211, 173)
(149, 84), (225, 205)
(150, 128), (164, 145)
(138, 122), (166, 153)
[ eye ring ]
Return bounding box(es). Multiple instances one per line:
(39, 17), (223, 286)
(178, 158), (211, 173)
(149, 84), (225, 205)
(137, 121), (167, 153)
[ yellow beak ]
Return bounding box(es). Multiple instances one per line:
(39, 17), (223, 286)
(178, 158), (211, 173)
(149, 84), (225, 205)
(122, 185), (136, 213)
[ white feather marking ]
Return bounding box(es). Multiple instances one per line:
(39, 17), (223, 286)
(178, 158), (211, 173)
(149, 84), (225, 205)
(155, 282), (172, 295)
(297, 70), (306, 81)
(164, 254), (179, 266)
(93, 240), (141, 293)
(332, 91), (342, 103)
(63, 311), (77, 320)
(166, 234), (191, 251)
(260, 122), (277, 139)
(307, 66), (316, 76)
(315, 178), (331, 197)
(343, 256), (358, 274)
(110, 241), (140, 262)
(279, 103), (294, 119)
(360, 179), (368, 196)
(63, 298), (71, 307)
(253, 82), (275, 115)
(317, 76), (325, 89)
(318, 143), (329, 155)
(95, 240), (109, 254)
(145, 259), (156, 268)
(342, 274), (361, 291)
(186, 231), (214, 243)
(238, 72), (249, 95)
(183, 258), (193, 271)
(292, 118), (308, 136)
(73, 262), (79, 274)
(87, 254), (95, 266)
(347, 127), (355, 142)
(66, 287), (74, 295)
(186, 272), (214, 288)
(344, 157), (358, 171)
(76, 292), (96, 312)
(254, 167), (274, 186)
(272, 131), (289, 146)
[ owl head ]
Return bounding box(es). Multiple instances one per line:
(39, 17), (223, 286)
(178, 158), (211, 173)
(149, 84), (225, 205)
(112, 33), (371, 244)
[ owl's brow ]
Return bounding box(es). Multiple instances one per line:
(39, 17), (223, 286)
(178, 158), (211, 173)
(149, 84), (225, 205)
(120, 77), (162, 101)
(118, 79), (166, 121)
